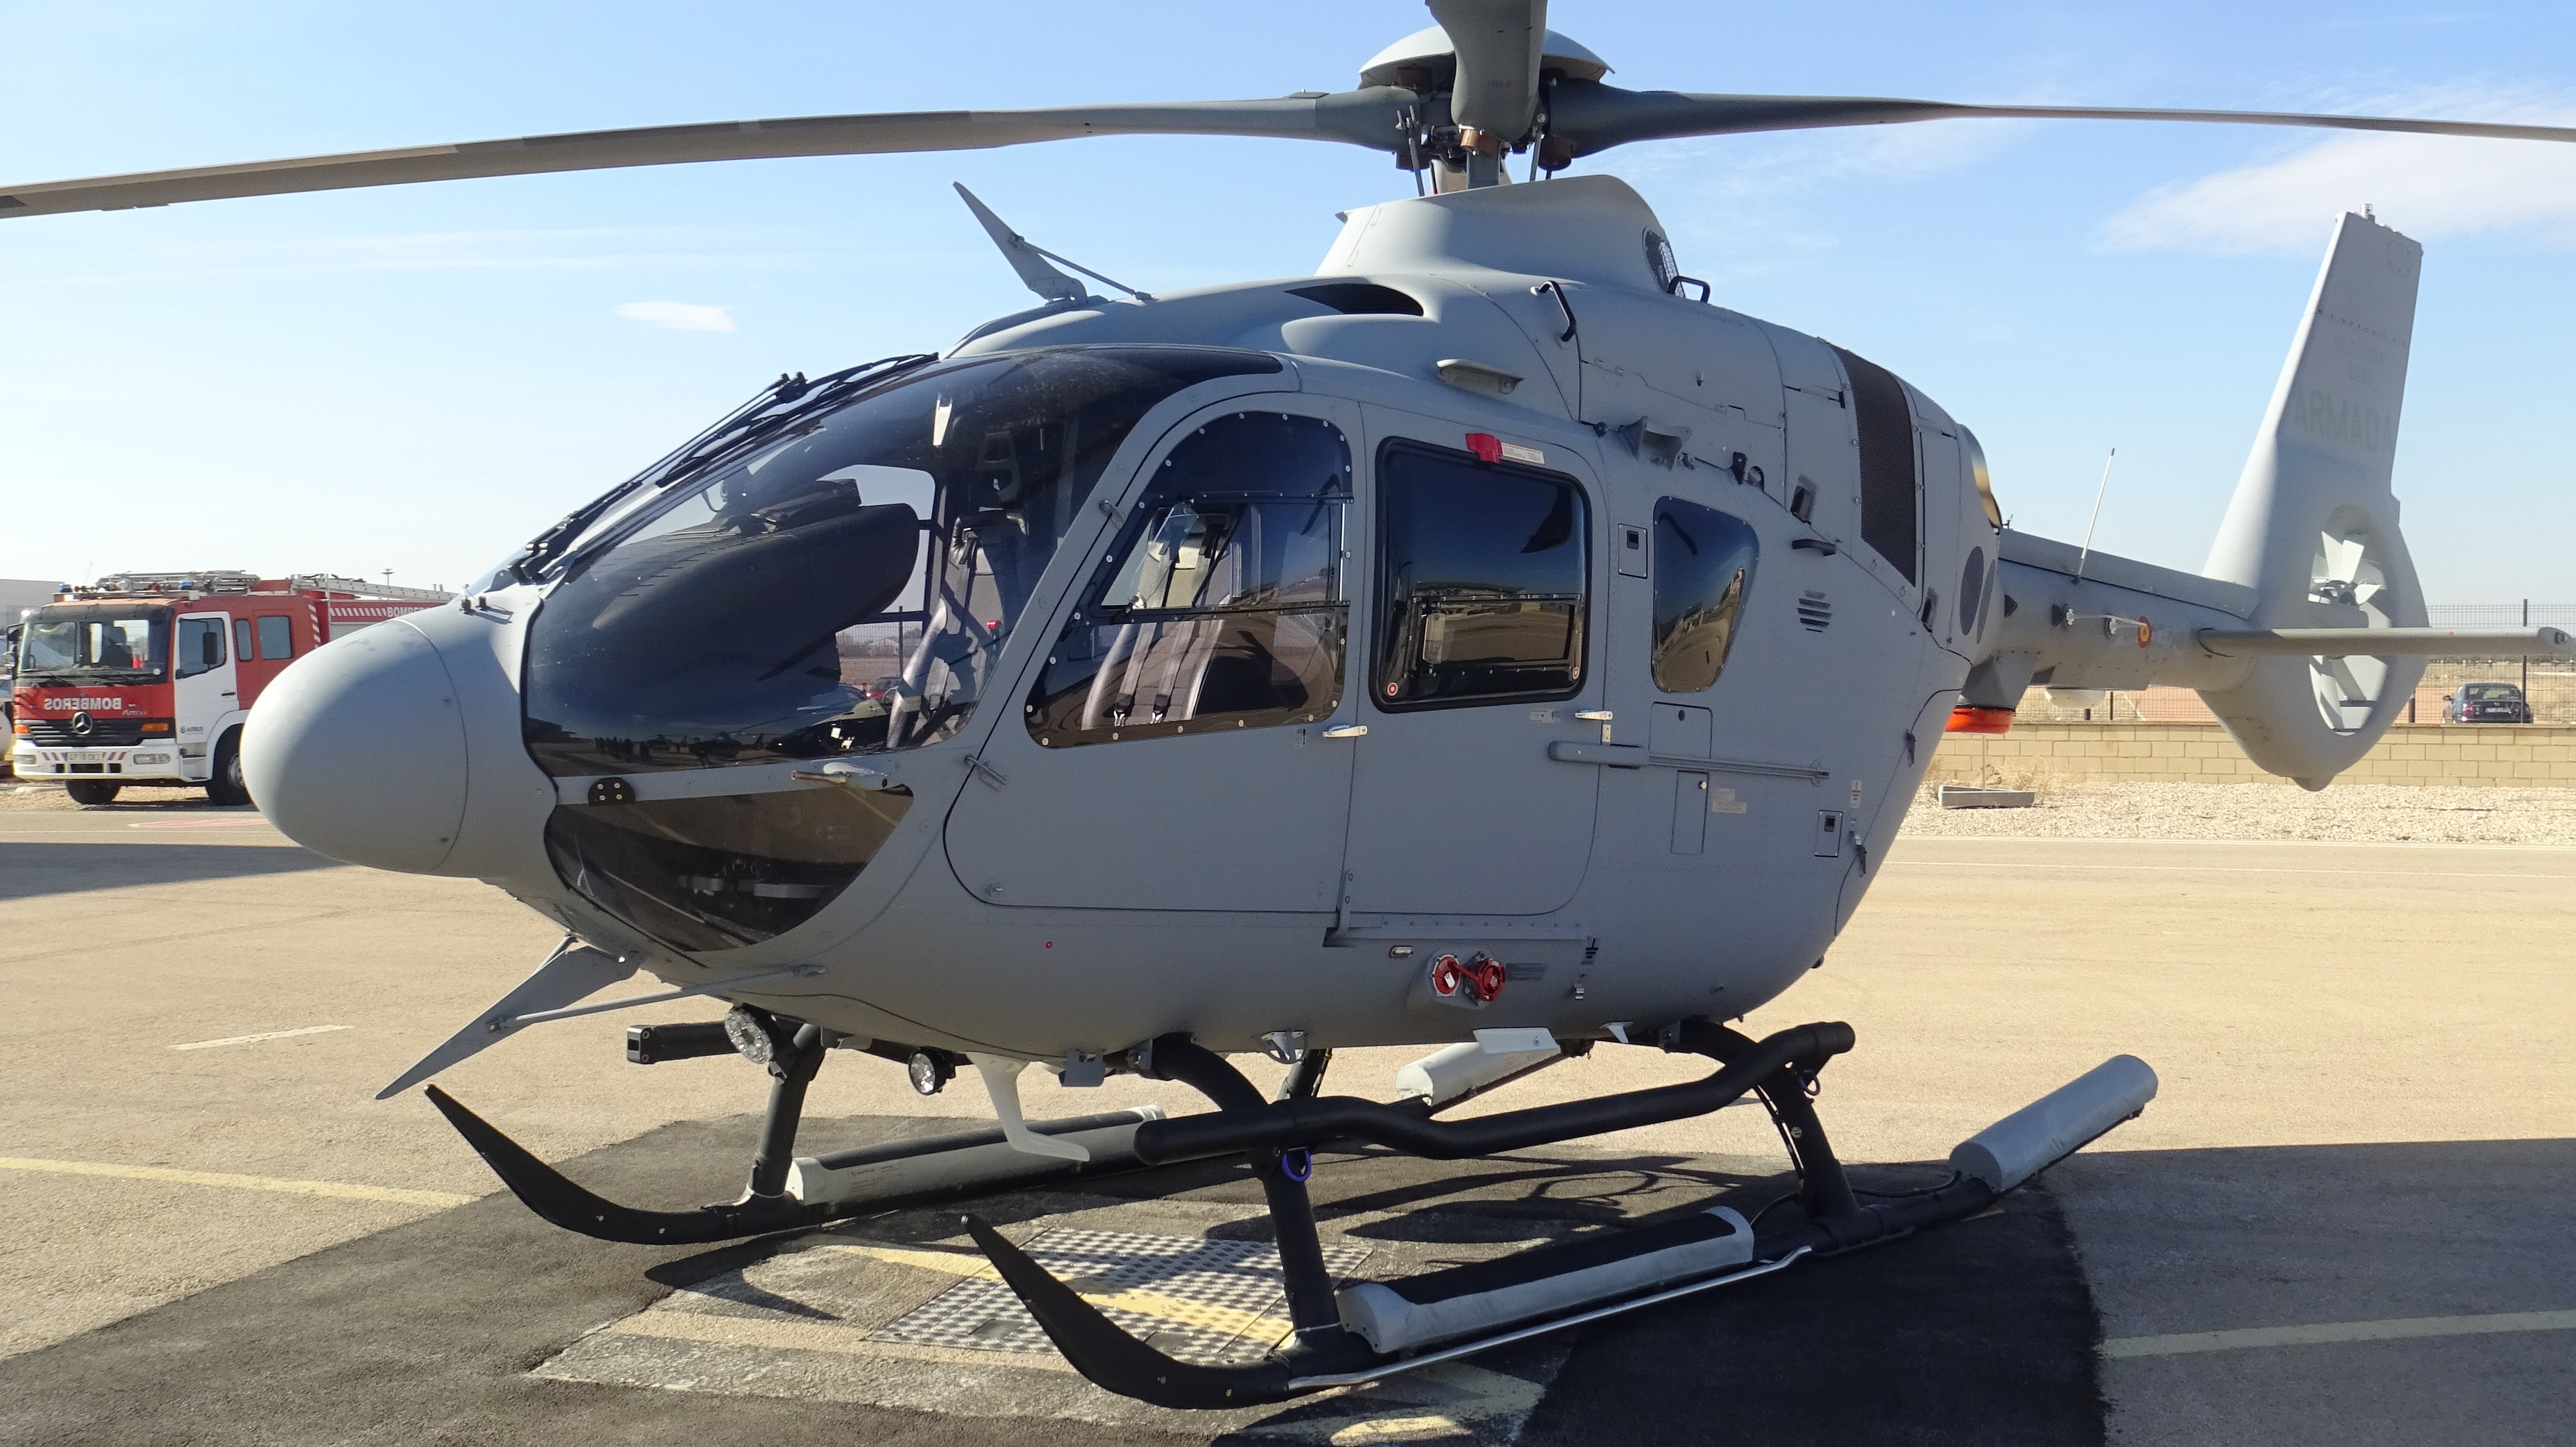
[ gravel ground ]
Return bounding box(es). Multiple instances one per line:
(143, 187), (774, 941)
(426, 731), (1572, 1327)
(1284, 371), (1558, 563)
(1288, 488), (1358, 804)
(1903, 780), (2576, 845)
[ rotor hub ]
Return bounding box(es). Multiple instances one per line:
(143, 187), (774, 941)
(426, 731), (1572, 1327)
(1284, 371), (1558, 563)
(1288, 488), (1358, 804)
(1358, 24), (1609, 93)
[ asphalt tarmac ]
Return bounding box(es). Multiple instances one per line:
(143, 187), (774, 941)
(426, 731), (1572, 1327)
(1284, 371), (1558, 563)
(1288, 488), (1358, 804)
(1, 798), (2569, 1445)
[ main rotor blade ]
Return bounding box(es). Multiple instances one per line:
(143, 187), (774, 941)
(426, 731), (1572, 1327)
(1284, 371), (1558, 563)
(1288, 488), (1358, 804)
(1552, 85), (2576, 157)
(1429, 0), (1546, 142)
(0, 93), (1411, 219)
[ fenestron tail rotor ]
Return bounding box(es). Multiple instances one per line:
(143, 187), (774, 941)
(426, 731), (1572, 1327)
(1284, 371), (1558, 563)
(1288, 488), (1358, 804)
(8, 1), (2576, 218)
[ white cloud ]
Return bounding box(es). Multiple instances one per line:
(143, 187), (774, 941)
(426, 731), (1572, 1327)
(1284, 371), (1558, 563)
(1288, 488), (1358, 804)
(613, 299), (738, 332)
(1597, 119), (2025, 278)
(2100, 86), (2576, 255)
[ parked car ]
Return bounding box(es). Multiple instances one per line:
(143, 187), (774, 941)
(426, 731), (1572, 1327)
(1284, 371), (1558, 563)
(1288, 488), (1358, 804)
(2443, 681), (2533, 724)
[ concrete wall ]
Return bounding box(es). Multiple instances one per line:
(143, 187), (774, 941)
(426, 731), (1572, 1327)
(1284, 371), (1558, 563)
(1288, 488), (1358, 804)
(1929, 722), (2576, 788)
(0, 579), (68, 624)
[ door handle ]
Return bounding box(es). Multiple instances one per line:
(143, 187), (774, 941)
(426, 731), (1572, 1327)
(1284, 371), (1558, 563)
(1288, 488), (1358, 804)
(1548, 740), (1645, 768)
(1320, 724), (1368, 739)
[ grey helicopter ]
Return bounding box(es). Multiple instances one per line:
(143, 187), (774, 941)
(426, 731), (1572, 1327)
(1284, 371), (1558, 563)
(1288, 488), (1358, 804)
(14, 0), (2576, 1410)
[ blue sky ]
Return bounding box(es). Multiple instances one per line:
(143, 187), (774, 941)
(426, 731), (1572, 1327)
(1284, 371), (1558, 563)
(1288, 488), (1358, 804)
(4, 1), (2572, 601)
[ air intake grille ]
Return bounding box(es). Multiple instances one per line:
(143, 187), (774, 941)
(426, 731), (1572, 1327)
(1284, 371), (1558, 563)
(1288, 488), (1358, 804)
(1286, 282), (1424, 317)
(1832, 344), (1921, 583)
(20, 719), (154, 746)
(1797, 593), (1832, 632)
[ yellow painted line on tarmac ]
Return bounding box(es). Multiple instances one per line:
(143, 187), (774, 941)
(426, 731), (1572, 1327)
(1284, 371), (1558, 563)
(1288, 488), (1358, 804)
(2103, 1309), (2576, 1359)
(0, 1156), (472, 1209)
(827, 1241), (1287, 1340)
(589, 1308), (1077, 1366)
(1326, 1417), (1470, 1443)
(828, 1241), (1003, 1281)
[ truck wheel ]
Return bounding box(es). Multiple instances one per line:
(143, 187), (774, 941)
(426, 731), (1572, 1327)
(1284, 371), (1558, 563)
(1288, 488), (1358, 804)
(207, 731), (252, 808)
(65, 781), (122, 806)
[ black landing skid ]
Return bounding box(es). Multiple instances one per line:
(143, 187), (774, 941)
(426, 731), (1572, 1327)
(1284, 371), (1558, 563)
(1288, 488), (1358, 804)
(964, 1023), (2014, 1409)
(428, 1019), (2141, 1411)
(425, 1019), (1157, 1244)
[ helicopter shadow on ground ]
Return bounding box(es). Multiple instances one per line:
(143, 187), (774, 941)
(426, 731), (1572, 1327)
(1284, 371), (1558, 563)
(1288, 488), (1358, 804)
(0, 841), (341, 902)
(2051, 1137), (2576, 1447)
(633, 1127), (2104, 1445)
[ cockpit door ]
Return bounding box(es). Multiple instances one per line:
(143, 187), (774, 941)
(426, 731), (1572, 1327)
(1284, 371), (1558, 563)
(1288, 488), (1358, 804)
(1338, 409), (1602, 916)
(941, 398), (1362, 912)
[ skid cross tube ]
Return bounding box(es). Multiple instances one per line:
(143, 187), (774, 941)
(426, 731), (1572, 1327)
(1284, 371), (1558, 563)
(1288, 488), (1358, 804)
(746, 1022), (827, 1199)
(1139, 1036), (1362, 1351)
(1132, 1022), (1855, 1166)
(1677, 1019), (1862, 1220)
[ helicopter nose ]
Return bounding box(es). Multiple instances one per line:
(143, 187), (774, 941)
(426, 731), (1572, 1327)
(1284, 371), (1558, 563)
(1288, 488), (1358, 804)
(243, 619), (467, 873)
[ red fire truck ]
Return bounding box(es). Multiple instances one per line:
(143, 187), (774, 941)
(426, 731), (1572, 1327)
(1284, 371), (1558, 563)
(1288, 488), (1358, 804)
(8, 572), (451, 805)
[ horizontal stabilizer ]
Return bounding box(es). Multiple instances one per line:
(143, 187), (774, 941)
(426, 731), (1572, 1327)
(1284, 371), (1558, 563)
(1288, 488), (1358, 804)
(2198, 627), (2575, 660)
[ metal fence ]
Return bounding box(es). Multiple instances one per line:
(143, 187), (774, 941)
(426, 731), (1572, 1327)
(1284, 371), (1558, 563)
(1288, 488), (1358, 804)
(2018, 603), (2576, 725)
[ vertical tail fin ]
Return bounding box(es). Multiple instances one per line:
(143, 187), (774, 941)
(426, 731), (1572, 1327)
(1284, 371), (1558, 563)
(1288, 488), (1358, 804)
(2198, 212), (2429, 788)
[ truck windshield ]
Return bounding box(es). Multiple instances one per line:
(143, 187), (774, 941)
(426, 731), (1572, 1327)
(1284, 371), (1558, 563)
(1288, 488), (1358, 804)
(521, 344), (1281, 777)
(16, 607), (168, 683)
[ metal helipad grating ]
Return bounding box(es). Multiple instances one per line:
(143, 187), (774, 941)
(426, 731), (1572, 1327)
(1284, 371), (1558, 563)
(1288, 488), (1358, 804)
(870, 1226), (1372, 1364)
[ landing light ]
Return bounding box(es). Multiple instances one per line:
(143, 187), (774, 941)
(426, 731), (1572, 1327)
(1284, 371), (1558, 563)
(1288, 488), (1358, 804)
(1945, 707), (2015, 735)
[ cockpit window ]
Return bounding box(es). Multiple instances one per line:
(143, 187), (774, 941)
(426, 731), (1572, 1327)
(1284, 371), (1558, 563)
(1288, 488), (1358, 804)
(1026, 411), (1351, 746)
(1650, 499), (1758, 693)
(521, 346), (1280, 778)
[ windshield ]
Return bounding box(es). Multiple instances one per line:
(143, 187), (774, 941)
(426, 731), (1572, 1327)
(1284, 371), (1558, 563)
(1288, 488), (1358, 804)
(521, 345), (1281, 777)
(505, 353), (939, 586)
(16, 606), (168, 683)
(2465, 684), (2523, 700)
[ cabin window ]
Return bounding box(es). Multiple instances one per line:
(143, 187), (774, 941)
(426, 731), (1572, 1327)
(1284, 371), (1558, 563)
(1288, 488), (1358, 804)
(1832, 345), (1919, 583)
(257, 615), (294, 660)
(1372, 441), (1587, 709)
(233, 618), (255, 665)
(176, 617), (226, 677)
(1650, 499), (1758, 693)
(1026, 412), (1351, 746)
